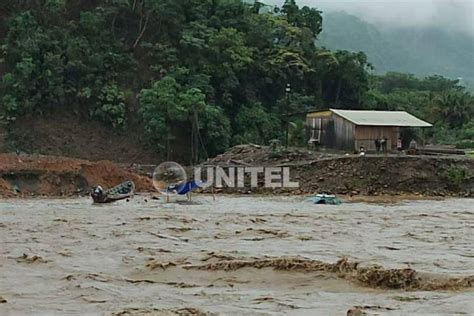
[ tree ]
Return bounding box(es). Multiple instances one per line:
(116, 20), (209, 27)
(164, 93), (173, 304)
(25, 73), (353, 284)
(200, 105), (231, 157)
(298, 6), (323, 37)
(139, 76), (187, 156)
(430, 92), (473, 129)
(139, 75), (230, 158)
(233, 102), (280, 145)
(281, 0), (299, 26)
(2, 0), (470, 158)
(94, 84), (127, 128)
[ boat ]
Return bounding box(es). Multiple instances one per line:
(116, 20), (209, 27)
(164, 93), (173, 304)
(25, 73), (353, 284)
(91, 181), (135, 203)
(313, 194), (341, 205)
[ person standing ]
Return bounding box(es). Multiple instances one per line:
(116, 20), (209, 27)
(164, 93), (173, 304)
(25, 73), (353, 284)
(408, 139), (418, 155)
(397, 137), (402, 153)
(374, 138), (381, 154)
(380, 137), (387, 154)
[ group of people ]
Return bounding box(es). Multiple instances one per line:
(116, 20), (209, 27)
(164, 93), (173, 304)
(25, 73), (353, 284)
(374, 137), (389, 154)
(373, 137), (404, 154)
(359, 137), (415, 155)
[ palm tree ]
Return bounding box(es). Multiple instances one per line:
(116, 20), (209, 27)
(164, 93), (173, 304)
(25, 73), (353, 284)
(430, 92), (474, 128)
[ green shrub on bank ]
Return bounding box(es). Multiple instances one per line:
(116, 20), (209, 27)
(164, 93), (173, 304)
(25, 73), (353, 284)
(456, 140), (474, 149)
(93, 85), (126, 129)
(443, 167), (467, 188)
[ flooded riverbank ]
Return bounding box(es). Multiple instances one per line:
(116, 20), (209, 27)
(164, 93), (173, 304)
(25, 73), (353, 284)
(0, 196), (473, 315)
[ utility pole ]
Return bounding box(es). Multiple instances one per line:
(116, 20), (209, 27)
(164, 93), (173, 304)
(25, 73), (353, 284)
(285, 83), (291, 149)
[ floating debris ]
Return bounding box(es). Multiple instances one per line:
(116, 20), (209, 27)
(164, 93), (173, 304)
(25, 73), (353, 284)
(185, 257), (474, 291)
(125, 279), (157, 284)
(146, 259), (177, 270)
(15, 254), (48, 264)
(112, 307), (216, 316)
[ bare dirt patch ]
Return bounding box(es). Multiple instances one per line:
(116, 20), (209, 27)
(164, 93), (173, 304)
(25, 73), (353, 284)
(0, 153), (152, 197)
(205, 145), (474, 197)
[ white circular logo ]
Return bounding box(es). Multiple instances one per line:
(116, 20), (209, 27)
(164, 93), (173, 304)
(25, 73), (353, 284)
(152, 161), (188, 195)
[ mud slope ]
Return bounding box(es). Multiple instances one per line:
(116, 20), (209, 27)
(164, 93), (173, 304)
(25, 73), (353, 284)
(0, 153), (152, 197)
(206, 145), (474, 197)
(6, 112), (158, 164)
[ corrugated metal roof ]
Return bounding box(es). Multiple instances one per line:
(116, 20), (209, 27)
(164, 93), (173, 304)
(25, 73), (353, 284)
(330, 109), (432, 127)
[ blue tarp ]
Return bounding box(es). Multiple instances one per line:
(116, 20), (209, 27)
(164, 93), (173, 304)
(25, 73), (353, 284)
(168, 181), (202, 195)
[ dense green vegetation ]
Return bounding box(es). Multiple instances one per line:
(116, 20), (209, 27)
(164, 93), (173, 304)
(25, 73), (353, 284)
(319, 11), (474, 91)
(0, 0), (472, 159)
(364, 73), (473, 146)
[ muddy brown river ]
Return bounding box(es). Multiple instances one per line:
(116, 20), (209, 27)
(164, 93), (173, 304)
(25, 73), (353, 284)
(0, 196), (473, 315)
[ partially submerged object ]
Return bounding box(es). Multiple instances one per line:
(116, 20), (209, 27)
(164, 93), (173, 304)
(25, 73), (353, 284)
(91, 181), (135, 203)
(163, 180), (206, 202)
(313, 194), (341, 205)
(167, 180), (201, 195)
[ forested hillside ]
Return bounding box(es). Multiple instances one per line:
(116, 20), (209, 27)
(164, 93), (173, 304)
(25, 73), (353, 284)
(0, 0), (472, 162)
(318, 11), (474, 90)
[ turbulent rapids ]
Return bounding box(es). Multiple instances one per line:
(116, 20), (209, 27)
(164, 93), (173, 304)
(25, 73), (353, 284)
(0, 196), (473, 315)
(185, 257), (473, 291)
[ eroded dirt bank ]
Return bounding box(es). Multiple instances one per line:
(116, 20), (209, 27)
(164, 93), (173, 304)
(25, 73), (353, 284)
(205, 145), (474, 197)
(1, 145), (473, 198)
(0, 153), (152, 197)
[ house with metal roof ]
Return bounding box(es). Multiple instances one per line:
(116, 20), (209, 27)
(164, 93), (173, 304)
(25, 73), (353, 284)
(306, 109), (432, 152)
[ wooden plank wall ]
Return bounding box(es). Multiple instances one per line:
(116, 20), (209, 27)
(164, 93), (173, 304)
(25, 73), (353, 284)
(355, 126), (400, 151)
(333, 114), (355, 150)
(306, 112), (404, 152)
(306, 116), (335, 147)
